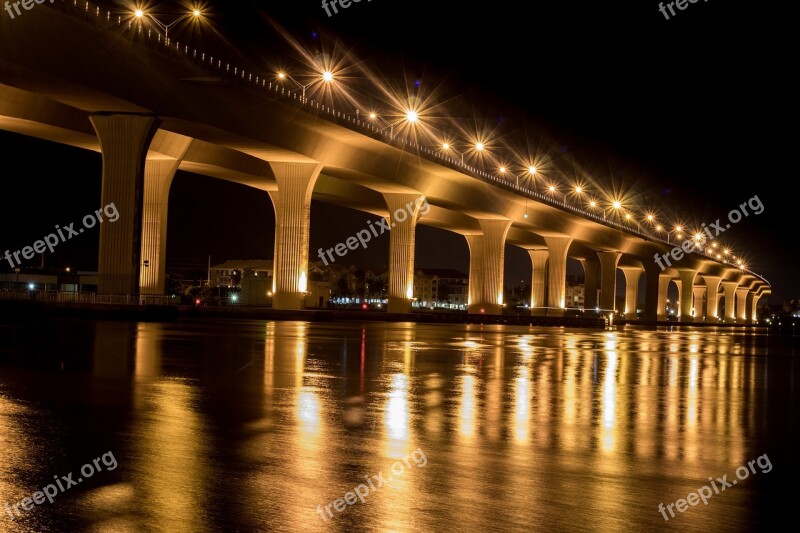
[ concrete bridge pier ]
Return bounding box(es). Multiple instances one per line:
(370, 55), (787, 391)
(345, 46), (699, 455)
(597, 251), (621, 313)
(692, 284), (707, 322)
(529, 249), (549, 316)
(268, 162), (322, 310)
(544, 236), (573, 316)
(384, 193), (424, 314)
(678, 270), (698, 322)
(736, 287), (749, 322)
(139, 159), (182, 295)
(620, 266), (642, 320)
(467, 220), (512, 315)
(654, 271), (672, 321)
(580, 256), (599, 311)
(721, 281), (739, 323)
(703, 275), (722, 323)
(91, 113), (161, 295)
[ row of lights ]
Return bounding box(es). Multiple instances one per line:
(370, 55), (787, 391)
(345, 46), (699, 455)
(128, 6), (751, 273)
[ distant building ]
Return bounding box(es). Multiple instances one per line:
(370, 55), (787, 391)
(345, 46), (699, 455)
(565, 283), (585, 308)
(413, 268), (469, 309)
(210, 260), (273, 288)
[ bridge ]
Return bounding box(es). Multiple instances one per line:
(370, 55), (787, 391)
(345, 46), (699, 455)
(0, 2), (770, 322)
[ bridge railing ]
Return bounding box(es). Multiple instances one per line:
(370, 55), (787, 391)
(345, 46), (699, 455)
(0, 290), (178, 306)
(46, 0), (766, 285)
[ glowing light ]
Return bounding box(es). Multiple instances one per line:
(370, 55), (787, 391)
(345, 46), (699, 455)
(27, 283), (35, 291)
(674, 225), (683, 233)
(405, 109), (419, 123)
(528, 165), (537, 174)
(655, 225), (663, 232)
(134, 9), (144, 18)
(298, 272), (307, 293)
(548, 185), (557, 192)
(589, 200), (597, 208)
(369, 112), (377, 119)
(723, 249), (730, 255)
(475, 142), (485, 151)
(625, 213), (632, 220)
(499, 166), (507, 173)
(230, 294), (239, 303)
(646, 214), (654, 221)
(192, 9), (201, 17)
(612, 200), (622, 209)
(322, 71), (334, 82)
(442, 142), (450, 150)
(693, 232), (704, 241)
(574, 186), (583, 194)
(277, 72), (287, 79)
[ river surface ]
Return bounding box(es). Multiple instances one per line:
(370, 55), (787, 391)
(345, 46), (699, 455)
(0, 318), (796, 532)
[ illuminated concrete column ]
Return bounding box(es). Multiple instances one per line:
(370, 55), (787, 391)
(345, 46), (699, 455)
(745, 291), (755, 323)
(674, 279), (682, 318)
(702, 275), (722, 323)
(384, 193), (425, 314)
(580, 256), (599, 310)
(735, 287), (749, 322)
(677, 270), (697, 322)
(139, 160), (181, 295)
(90, 113), (161, 294)
(641, 262), (661, 321)
(750, 290), (768, 324)
(721, 281), (739, 323)
(654, 273), (672, 321)
(467, 220), (512, 315)
(692, 285), (707, 321)
(528, 249), (549, 315)
(620, 266), (642, 320)
(267, 162), (322, 310)
(545, 236), (573, 313)
(466, 235), (484, 314)
(597, 251), (621, 312)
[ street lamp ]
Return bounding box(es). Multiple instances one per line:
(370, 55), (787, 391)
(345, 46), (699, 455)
(134, 6), (204, 39)
(277, 70), (334, 99)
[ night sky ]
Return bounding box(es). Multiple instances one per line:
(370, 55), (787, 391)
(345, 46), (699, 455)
(0, 1), (792, 301)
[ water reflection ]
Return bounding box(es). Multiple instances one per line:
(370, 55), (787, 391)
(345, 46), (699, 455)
(0, 320), (794, 531)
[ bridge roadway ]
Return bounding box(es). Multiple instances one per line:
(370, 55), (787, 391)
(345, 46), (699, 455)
(0, 3), (770, 321)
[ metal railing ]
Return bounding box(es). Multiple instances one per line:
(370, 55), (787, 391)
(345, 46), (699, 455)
(0, 290), (178, 306)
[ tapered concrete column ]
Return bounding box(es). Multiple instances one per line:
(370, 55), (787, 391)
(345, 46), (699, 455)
(674, 279), (682, 318)
(703, 276), (722, 323)
(619, 267), (642, 320)
(384, 193), (425, 313)
(91, 114), (161, 294)
(466, 235), (484, 314)
(745, 291), (755, 323)
(268, 162), (322, 310)
(750, 291), (768, 324)
(528, 249), (549, 314)
(655, 273), (671, 321)
(597, 251), (621, 312)
(721, 282), (739, 323)
(140, 160), (180, 295)
(735, 287), (749, 322)
(544, 236), (573, 314)
(580, 257), (599, 310)
(467, 220), (512, 315)
(641, 262), (661, 322)
(692, 285), (707, 321)
(677, 270), (697, 321)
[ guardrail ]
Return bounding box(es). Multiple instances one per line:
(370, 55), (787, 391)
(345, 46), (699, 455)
(0, 291), (178, 306)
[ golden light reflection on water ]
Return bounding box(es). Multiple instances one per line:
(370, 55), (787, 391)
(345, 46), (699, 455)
(0, 320), (784, 531)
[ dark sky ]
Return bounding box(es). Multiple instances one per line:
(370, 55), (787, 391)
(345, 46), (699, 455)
(0, 0), (792, 301)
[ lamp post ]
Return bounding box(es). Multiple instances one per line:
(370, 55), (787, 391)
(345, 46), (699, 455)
(277, 70), (334, 99)
(134, 7), (203, 39)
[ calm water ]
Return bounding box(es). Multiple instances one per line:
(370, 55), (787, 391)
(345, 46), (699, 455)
(0, 318), (797, 532)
